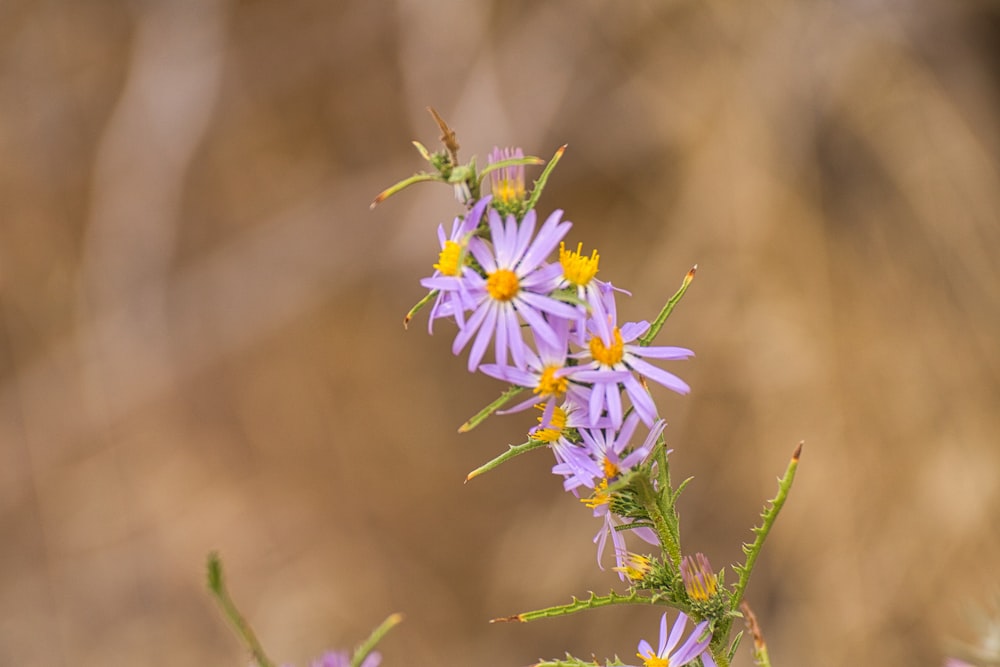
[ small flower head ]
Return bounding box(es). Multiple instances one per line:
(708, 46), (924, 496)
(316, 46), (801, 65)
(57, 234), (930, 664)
(614, 552), (654, 583)
(480, 317), (593, 422)
(560, 241), (600, 288)
(634, 613), (715, 667)
(488, 146), (527, 207)
(419, 197), (492, 332)
(571, 283), (694, 427)
(681, 553), (719, 602)
(451, 207), (579, 372)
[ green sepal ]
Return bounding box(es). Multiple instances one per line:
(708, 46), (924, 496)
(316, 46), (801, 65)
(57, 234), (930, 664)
(466, 438), (549, 481)
(411, 140), (432, 161)
(727, 630), (744, 663)
(477, 155), (545, 182)
(458, 385), (526, 432)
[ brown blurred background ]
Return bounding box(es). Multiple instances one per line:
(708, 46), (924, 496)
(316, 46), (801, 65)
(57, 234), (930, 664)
(2, 1), (999, 665)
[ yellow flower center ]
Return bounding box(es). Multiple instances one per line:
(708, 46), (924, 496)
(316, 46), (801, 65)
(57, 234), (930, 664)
(681, 554), (719, 602)
(602, 456), (619, 479)
(686, 575), (718, 602)
(581, 478), (611, 509)
(534, 365), (568, 398)
(531, 405), (567, 443)
(589, 327), (624, 366)
(560, 242), (600, 286)
(493, 178), (525, 204)
(614, 553), (653, 582)
(433, 240), (463, 276)
(638, 650), (670, 667)
(486, 268), (520, 301)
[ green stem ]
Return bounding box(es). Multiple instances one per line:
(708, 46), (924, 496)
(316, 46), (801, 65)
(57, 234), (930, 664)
(523, 145), (567, 211)
(351, 613), (404, 667)
(370, 172), (442, 209)
(403, 290), (437, 329)
(206, 552), (275, 667)
(731, 443), (802, 609)
(634, 474), (681, 569)
(490, 590), (663, 624)
(638, 266), (697, 347)
(466, 438), (549, 481)
(458, 385), (525, 432)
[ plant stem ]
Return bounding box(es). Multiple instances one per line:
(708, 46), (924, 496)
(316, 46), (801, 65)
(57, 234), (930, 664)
(206, 552), (275, 667)
(351, 613), (404, 667)
(634, 474), (681, 569)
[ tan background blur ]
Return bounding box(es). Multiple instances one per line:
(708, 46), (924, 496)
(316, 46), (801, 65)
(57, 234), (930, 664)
(2, 1), (999, 666)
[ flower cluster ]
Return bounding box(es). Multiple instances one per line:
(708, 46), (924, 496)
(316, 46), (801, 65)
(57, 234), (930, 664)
(416, 147), (694, 572)
(372, 116), (807, 667)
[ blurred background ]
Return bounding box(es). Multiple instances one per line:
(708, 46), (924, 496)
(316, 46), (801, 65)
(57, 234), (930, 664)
(2, 0), (999, 665)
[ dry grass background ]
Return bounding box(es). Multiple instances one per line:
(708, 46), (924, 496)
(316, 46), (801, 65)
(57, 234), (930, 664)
(2, 1), (999, 665)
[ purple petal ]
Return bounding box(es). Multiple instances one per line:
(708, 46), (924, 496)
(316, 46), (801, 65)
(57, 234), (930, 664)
(511, 209), (537, 264)
(467, 304), (498, 371)
(519, 210), (570, 272)
(627, 356), (691, 394)
(468, 236), (497, 273)
(629, 345), (695, 360)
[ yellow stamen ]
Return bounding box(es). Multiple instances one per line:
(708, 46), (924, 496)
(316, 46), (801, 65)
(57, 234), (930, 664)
(433, 240), (463, 276)
(613, 553), (653, 582)
(581, 479), (611, 509)
(559, 241), (600, 286)
(534, 365), (568, 398)
(638, 650), (669, 667)
(531, 405), (567, 443)
(681, 553), (719, 602)
(602, 456), (619, 479)
(494, 178), (525, 204)
(589, 327), (624, 366)
(486, 268), (520, 301)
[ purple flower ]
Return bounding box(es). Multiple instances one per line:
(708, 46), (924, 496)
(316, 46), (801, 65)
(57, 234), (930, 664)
(557, 240), (616, 344)
(479, 316), (591, 421)
(420, 197), (492, 333)
(631, 612), (715, 667)
(681, 553), (719, 602)
(452, 207), (580, 372)
(571, 283), (693, 427)
(488, 146), (526, 205)
(283, 650), (381, 667)
(566, 415), (666, 573)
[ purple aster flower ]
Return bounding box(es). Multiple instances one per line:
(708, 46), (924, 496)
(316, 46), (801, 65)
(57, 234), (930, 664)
(420, 196), (492, 333)
(452, 207), (580, 372)
(557, 240), (616, 344)
(571, 282), (694, 428)
(525, 401), (610, 489)
(631, 612), (715, 667)
(479, 316), (592, 421)
(681, 553), (719, 602)
(570, 415), (666, 574)
(488, 146), (527, 205)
